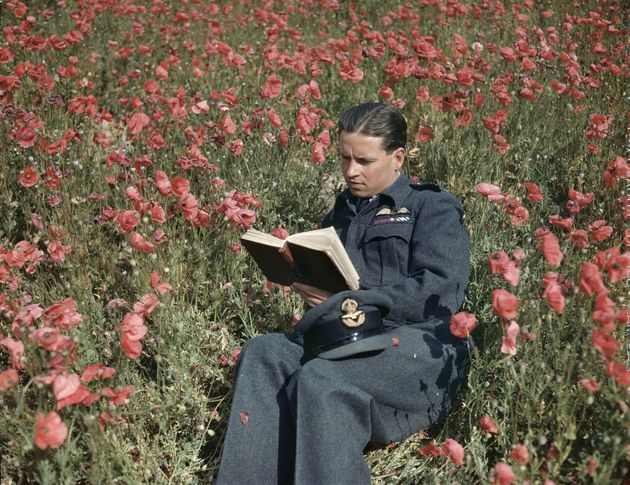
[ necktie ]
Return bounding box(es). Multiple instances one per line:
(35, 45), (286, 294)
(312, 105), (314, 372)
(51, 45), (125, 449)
(355, 196), (374, 214)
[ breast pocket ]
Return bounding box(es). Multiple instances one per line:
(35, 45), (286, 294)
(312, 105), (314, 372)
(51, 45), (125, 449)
(362, 222), (413, 286)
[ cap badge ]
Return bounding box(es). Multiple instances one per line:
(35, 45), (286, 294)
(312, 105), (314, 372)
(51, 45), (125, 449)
(340, 298), (365, 328)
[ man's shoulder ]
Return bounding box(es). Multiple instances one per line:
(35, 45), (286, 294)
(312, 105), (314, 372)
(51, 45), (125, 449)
(407, 181), (458, 202)
(404, 182), (464, 213)
(409, 181), (441, 193)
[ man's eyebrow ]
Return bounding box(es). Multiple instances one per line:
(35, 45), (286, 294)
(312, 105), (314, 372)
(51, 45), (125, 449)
(340, 153), (375, 162)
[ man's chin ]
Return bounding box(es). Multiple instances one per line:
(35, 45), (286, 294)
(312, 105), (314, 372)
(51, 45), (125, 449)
(347, 185), (369, 198)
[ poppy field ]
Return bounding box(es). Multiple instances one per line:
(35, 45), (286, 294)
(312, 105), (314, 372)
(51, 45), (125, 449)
(0, 0), (628, 483)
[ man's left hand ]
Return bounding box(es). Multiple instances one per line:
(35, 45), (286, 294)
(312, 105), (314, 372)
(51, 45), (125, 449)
(291, 282), (334, 307)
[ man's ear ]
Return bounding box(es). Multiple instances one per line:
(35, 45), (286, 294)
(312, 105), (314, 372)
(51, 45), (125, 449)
(393, 147), (405, 171)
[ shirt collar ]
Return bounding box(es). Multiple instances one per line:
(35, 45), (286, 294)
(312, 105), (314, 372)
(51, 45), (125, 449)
(338, 172), (412, 211)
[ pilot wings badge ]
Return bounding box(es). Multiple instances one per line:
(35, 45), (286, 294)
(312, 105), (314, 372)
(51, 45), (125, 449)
(340, 298), (365, 328)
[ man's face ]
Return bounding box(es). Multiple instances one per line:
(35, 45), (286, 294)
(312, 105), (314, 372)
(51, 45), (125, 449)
(339, 131), (405, 198)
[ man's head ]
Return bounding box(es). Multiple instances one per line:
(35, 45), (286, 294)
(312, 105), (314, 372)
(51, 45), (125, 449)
(337, 103), (407, 198)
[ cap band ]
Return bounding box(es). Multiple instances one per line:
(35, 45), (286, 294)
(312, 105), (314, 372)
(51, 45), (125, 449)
(311, 327), (385, 355)
(303, 308), (384, 356)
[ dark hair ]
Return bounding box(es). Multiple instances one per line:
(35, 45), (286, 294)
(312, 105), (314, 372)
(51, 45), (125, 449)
(337, 102), (407, 153)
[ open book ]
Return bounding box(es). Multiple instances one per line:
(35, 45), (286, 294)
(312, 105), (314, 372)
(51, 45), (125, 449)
(240, 226), (360, 293)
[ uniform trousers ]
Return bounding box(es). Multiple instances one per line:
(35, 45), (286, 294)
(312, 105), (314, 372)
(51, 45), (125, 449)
(215, 322), (471, 485)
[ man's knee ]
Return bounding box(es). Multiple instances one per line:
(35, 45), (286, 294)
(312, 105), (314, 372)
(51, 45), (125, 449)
(240, 332), (290, 361)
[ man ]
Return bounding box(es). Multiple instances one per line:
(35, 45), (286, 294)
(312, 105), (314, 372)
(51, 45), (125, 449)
(216, 102), (472, 484)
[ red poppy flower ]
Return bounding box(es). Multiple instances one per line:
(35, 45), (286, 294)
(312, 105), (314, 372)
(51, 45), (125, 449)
(152, 229), (168, 245)
(117, 210), (139, 233)
(179, 193), (199, 222)
(378, 86), (394, 100)
(43, 298), (83, 329)
(588, 220), (613, 242)
(310, 142), (326, 164)
(416, 126), (434, 142)
(338, 60), (363, 83)
(475, 183), (502, 199)
(16, 125), (37, 148)
(133, 293), (160, 317)
(605, 253), (629, 283)
(578, 263), (607, 297)
(260, 74), (282, 99)
(568, 230), (589, 248)
(101, 385), (135, 405)
(267, 108), (282, 128)
(493, 462), (517, 485)
(415, 86), (430, 102)
(594, 247), (619, 271)
(501, 321), (520, 356)
(192, 100), (209, 114)
(499, 47), (517, 62)
(591, 328), (618, 358)
(47, 239), (72, 263)
(13, 304), (44, 336)
(480, 415), (499, 434)
(606, 360), (630, 386)
(492, 289), (519, 320)
(154, 171), (172, 196)
(542, 280), (565, 314)
(488, 251), (510, 273)
(538, 232), (563, 267)
(171, 176), (190, 197)
(585, 113), (613, 139)
(441, 438), (465, 466)
(419, 443), (443, 458)
(0, 368), (18, 391)
(81, 363), (116, 383)
(150, 271), (172, 295)
(219, 115), (237, 135)
(0, 337), (25, 369)
(34, 411), (68, 449)
(579, 378), (599, 393)
(602, 156), (629, 188)
(127, 112), (150, 135)
(53, 373), (81, 401)
(450, 311), (477, 338)
(493, 134), (510, 155)
(524, 182), (542, 202)
(130, 232), (154, 254)
(510, 444), (529, 464)
(116, 312), (148, 359)
(18, 166), (39, 187)
(518, 87), (537, 102)
(566, 188), (594, 215)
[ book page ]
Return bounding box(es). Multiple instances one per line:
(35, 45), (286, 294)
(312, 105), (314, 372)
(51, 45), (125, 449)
(288, 227), (360, 290)
(240, 228), (285, 248)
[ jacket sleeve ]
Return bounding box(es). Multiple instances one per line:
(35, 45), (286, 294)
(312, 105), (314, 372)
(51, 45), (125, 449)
(363, 191), (471, 326)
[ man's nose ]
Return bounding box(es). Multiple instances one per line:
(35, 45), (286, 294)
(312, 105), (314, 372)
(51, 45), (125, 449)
(345, 159), (360, 177)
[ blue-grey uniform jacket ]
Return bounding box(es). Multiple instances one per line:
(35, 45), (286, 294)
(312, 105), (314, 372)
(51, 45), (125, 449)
(321, 172), (470, 331)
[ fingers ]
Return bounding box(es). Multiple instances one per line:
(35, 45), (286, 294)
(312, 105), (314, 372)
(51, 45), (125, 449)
(290, 283), (332, 307)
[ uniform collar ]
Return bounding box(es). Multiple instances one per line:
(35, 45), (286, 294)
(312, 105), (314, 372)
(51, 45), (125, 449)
(379, 172), (413, 210)
(339, 172), (412, 211)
